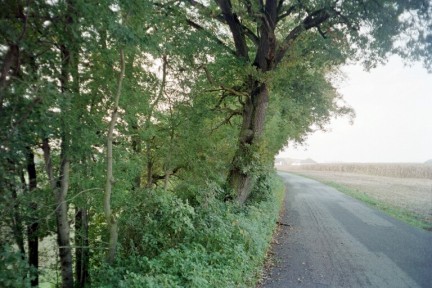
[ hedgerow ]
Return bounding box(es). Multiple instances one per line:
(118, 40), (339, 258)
(92, 173), (285, 287)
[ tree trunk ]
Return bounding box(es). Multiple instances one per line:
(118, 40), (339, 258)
(144, 55), (167, 189)
(146, 144), (153, 188)
(26, 148), (39, 287)
(104, 48), (125, 264)
(56, 157), (73, 288)
(75, 208), (90, 287)
(49, 2), (75, 284)
(42, 139), (74, 288)
(0, 44), (19, 107)
(11, 180), (25, 256)
(228, 82), (269, 204)
(216, 0), (277, 204)
(131, 122), (142, 190)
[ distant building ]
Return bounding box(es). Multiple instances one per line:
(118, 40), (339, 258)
(275, 158), (289, 166)
(275, 157), (317, 166)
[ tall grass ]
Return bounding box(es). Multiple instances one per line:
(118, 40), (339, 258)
(283, 163), (432, 179)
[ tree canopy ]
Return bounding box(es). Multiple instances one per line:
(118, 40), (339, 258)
(0, 0), (430, 287)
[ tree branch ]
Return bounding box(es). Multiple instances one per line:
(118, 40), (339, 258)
(275, 8), (330, 65)
(277, 3), (298, 23)
(186, 19), (237, 56)
(216, 0), (249, 59)
(331, 7), (359, 31)
(242, 24), (259, 46)
(151, 166), (182, 182)
(211, 110), (242, 133)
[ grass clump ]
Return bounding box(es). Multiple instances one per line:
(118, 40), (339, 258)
(91, 172), (285, 287)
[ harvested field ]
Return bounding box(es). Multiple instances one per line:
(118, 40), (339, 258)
(290, 163), (432, 179)
(278, 165), (432, 228)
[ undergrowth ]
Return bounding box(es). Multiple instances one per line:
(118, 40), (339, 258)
(91, 172), (285, 287)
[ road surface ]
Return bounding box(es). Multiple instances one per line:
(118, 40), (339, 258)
(261, 172), (432, 288)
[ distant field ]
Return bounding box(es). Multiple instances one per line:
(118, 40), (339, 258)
(278, 163), (432, 230)
(281, 163), (432, 179)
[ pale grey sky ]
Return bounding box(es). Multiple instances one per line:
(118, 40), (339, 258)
(279, 56), (432, 163)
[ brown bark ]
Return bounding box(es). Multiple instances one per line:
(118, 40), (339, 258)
(228, 82), (269, 203)
(216, 0), (249, 59)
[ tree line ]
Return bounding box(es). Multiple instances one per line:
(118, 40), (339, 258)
(0, 0), (430, 287)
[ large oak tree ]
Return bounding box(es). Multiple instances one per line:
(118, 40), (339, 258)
(176, 0), (431, 203)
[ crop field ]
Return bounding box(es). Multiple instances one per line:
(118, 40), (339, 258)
(284, 163), (432, 179)
(278, 163), (432, 230)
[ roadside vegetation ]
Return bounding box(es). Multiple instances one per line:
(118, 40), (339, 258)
(91, 174), (286, 287)
(1, 1), (431, 287)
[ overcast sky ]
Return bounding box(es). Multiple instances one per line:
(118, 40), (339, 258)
(278, 56), (432, 163)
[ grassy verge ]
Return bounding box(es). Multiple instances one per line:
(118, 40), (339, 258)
(291, 172), (432, 231)
(324, 181), (431, 230)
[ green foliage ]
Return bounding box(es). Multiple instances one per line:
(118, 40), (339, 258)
(92, 173), (285, 287)
(0, 245), (33, 288)
(1, 0), (430, 286)
(119, 189), (196, 257)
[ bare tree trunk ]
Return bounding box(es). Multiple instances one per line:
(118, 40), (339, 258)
(131, 122), (142, 190)
(42, 139), (74, 288)
(11, 179), (25, 256)
(104, 48), (125, 264)
(0, 44), (19, 107)
(26, 147), (39, 287)
(56, 156), (73, 288)
(75, 208), (90, 287)
(163, 106), (176, 191)
(146, 146), (154, 188)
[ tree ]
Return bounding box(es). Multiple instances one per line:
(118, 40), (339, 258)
(176, 0), (430, 203)
(104, 48), (125, 264)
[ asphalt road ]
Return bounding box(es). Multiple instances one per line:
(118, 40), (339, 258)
(261, 172), (432, 288)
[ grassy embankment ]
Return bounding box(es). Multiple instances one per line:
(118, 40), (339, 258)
(280, 163), (432, 231)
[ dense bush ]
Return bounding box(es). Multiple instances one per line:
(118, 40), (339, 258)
(92, 173), (285, 287)
(0, 245), (33, 288)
